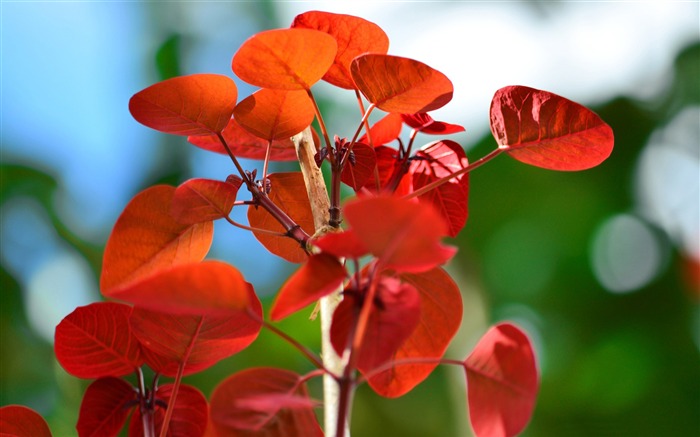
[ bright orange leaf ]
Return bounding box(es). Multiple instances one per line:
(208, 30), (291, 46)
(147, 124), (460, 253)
(100, 185), (213, 295)
(351, 54), (453, 114)
(129, 74), (237, 136)
(490, 85), (614, 171)
(233, 88), (315, 141)
(359, 112), (403, 147)
(171, 178), (242, 224)
(292, 11), (390, 89)
(232, 28), (337, 90)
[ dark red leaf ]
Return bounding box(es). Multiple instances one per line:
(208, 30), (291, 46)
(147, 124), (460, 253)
(210, 368), (322, 437)
(367, 267), (463, 397)
(351, 54), (453, 113)
(401, 113), (465, 135)
(270, 253), (346, 321)
(232, 28), (336, 90)
(101, 185), (213, 296)
(340, 142), (376, 190)
(233, 89), (315, 141)
(464, 323), (539, 437)
(54, 302), (143, 379)
(0, 405), (52, 437)
(359, 113), (403, 147)
(187, 118), (299, 161)
(129, 74), (237, 136)
(343, 195), (456, 272)
(490, 85), (614, 171)
(171, 178), (241, 224)
(247, 172), (315, 263)
(292, 11), (389, 89)
(129, 384), (208, 437)
(77, 377), (137, 437)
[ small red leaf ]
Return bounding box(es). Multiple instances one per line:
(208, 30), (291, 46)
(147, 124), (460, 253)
(270, 253), (346, 321)
(292, 11), (390, 89)
(54, 302), (143, 379)
(0, 405), (52, 437)
(247, 172), (315, 263)
(77, 377), (137, 437)
(188, 118), (299, 161)
(171, 178), (241, 224)
(343, 196), (456, 272)
(101, 185), (213, 296)
(401, 113), (465, 135)
(210, 368), (322, 437)
(367, 267), (463, 397)
(490, 85), (614, 171)
(129, 74), (237, 136)
(465, 323), (539, 437)
(359, 113), (403, 147)
(233, 89), (315, 141)
(129, 384), (208, 437)
(351, 54), (453, 113)
(312, 229), (368, 259)
(341, 142), (376, 190)
(109, 261), (251, 316)
(232, 28), (337, 90)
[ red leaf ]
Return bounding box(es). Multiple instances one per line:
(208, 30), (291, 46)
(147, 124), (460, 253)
(343, 195), (456, 272)
(232, 28), (337, 90)
(464, 323), (539, 437)
(0, 405), (52, 437)
(359, 113), (403, 147)
(129, 384), (208, 437)
(247, 172), (315, 263)
(131, 286), (262, 377)
(77, 377), (137, 437)
(351, 54), (453, 113)
(187, 118), (299, 161)
(109, 261), (251, 316)
(210, 368), (322, 437)
(340, 142), (376, 191)
(292, 11), (389, 89)
(401, 113), (465, 135)
(101, 185), (213, 296)
(367, 267), (463, 397)
(331, 275), (421, 371)
(270, 253), (346, 321)
(490, 85), (614, 171)
(233, 89), (315, 141)
(171, 178), (242, 224)
(129, 74), (237, 136)
(410, 139), (469, 237)
(312, 229), (368, 259)
(54, 302), (143, 379)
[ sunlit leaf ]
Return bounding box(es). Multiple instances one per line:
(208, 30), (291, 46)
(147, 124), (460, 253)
(171, 178), (242, 224)
(54, 302), (143, 379)
(464, 323), (539, 437)
(233, 89), (315, 141)
(366, 267), (463, 397)
(270, 253), (346, 321)
(109, 261), (251, 316)
(351, 54), (453, 113)
(101, 185), (213, 295)
(341, 142), (376, 190)
(129, 384), (208, 437)
(343, 195), (456, 272)
(232, 28), (336, 90)
(490, 85), (614, 171)
(359, 112), (403, 147)
(402, 113), (464, 135)
(292, 11), (389, 89)
(77, 377), (137, 437)
(247, 172), (315, 263)
(129, 74), (237, 136)
(0, 405), (52, 437)
(210, 367), (322, 436)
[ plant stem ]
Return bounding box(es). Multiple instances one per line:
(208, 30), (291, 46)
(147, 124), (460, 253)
(137, 368), (155, 437)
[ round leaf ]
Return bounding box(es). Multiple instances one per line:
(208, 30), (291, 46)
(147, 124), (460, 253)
(233, 89), (315, 140)
(0, 405), (52, 437)
(171, 178), (242, 224)
(77, 377), (137, 437)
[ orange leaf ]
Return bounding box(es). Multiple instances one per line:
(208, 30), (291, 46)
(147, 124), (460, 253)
(232, 28), (337, 90)
(351, 54), (453, 113)
(247, 172), (315, 263)
(292, 11), (389, 89)
(101, 185), (213, 295)
(129, 74), (237, 136)
(359, 112), (403, 147)
(490, 85), (614, 171)
(233, 89), (315, 141)
(109, 261), (251, 316)
(171, 178), (242, 224)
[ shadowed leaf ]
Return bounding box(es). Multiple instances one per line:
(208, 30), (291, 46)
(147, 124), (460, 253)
(77, 377), (137, 437)
(0, 405), (53, 437)
(129, 384), (208, 437)
(341, 142), (376, 190)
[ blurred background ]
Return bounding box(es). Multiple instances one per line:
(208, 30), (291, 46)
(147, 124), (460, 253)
(1, 1), (698, 436)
